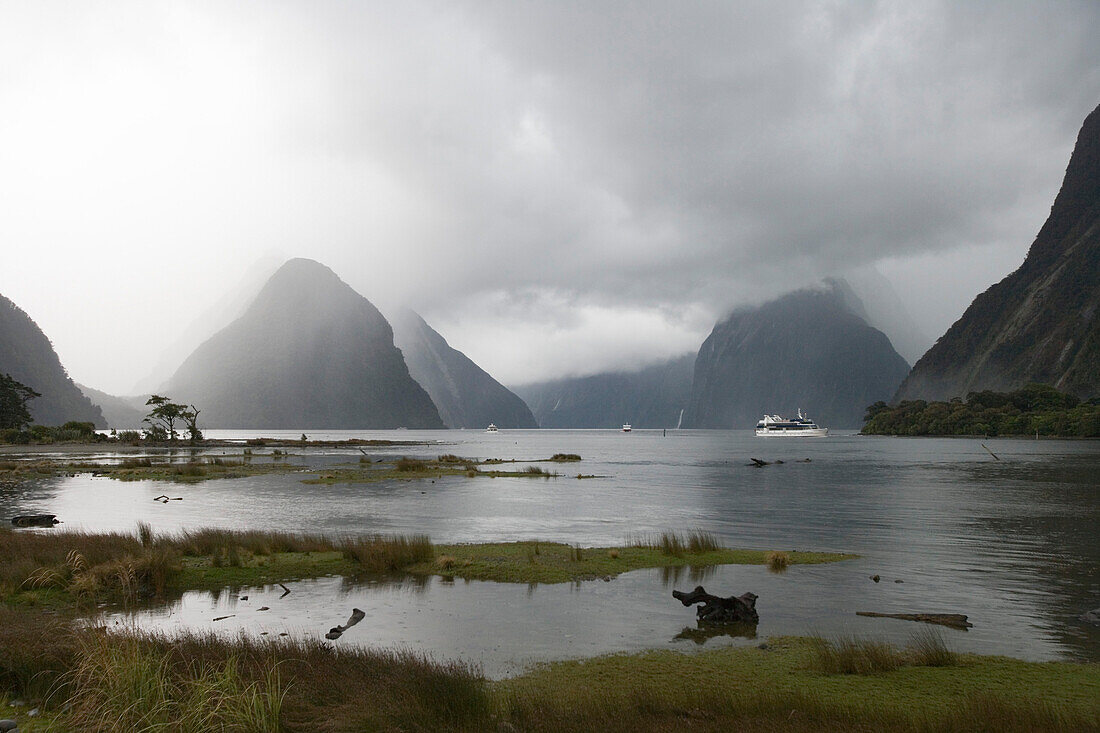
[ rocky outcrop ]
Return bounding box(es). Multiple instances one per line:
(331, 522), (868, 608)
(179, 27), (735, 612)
(513, 354), (694, 429)
(684, 283), (910, 429)
(166, 259), (443, 429)
(895, 103), (1100, 401)
(0, 294), (105, 427)
(390, 309), (536, 429)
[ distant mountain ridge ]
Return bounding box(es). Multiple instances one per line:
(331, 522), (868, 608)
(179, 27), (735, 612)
(895, 102), (1100, 401)
(684, 282), (910, 429)
(76, 384), (147, 429)
(166, 258), (443, 429)
(513, 354), (694, 429)
(0, 293), (105, 427)
(390, 308), (537, 429)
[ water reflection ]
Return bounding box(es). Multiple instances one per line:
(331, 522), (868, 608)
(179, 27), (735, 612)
(673, 622), (757, 645)
(658, 564), (716, 587)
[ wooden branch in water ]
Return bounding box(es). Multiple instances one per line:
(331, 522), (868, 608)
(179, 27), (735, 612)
(856, 611), (973, 629)
(980, 443), (1000, 460)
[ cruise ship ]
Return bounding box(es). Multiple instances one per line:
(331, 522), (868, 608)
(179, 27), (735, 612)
(754, 409), (828, 437)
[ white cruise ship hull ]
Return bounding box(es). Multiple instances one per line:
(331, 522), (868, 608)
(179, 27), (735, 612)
(755, 427), (828, 437)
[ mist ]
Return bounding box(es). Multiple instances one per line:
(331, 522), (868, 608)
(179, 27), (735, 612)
(2, 1), (1098, 393)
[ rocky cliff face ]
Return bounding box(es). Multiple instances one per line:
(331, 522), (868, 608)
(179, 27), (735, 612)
(390, 309), (537, 429)
(166, 259), (443, 429)
(895, 103), (1100, 402)
(513, 354), (694, 429)
(0, 294), (105, 427)
(684, 283), (910, 429)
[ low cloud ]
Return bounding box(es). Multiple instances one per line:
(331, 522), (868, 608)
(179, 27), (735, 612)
(1, 1), (1098, 391)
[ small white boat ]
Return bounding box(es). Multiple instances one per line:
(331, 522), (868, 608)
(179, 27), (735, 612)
(621, 424), (632, 432)
(754, 409), (828, 437)
(485, 423), (498, 433)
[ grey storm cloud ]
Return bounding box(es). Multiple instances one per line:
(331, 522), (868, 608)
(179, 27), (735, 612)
(1, 1), (1098, 390)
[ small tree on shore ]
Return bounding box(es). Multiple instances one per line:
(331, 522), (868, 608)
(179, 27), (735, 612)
(0, 373), (40, 430)
(182, 404), (203, 443)
(144, 395), (187, 441)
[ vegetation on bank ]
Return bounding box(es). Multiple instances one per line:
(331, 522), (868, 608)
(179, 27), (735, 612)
(0, 452), (579, 485)
(2, 527), (1096, 731)
(408, 533), (854, 584)
(862, 383), (1100, 437)
(1, 608), (1097, 732)
(1, 527), (851, 607)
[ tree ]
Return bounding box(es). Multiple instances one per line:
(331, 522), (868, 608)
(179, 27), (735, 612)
(0, 373), (40, 430)
(144, 395), (187, 441)
(181, 404), (203, 443)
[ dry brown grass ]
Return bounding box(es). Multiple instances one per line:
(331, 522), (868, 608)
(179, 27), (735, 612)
(766, 551), (790, 572)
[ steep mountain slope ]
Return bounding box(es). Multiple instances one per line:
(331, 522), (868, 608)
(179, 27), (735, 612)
(0, 294), (105, 427)
(166, 259), (443, 429)
(513, 354), (695, 429)
(390, 309), (537, 429)
(77, 384), (147, 429)
(895, 103), (1100, 401)
(842, 268), (931, 366)
(684, 284), (910, 429)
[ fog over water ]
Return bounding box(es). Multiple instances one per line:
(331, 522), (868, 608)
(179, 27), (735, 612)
(2, 2), (1100, 393)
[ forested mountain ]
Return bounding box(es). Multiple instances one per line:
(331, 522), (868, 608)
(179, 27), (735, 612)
(166, 258), (443, 429)
(684, 283), (910, 429)
(895, 102), (1100, 402)
(513, 354), (694, 429)
(390, 308), (537, 429)
(0, 293), (105, 427)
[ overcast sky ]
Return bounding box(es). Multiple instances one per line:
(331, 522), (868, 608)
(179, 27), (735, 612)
(2, 1), (1099, 394)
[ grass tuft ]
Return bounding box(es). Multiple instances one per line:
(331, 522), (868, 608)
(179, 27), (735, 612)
(339, 534), (434, 574)
(907, 627), (957, 667)
(811, 636), (904, 675)
(395, 456), (428, 472)
(766, 551), (790, 572)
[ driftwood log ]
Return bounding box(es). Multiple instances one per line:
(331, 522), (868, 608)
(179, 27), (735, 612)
(326, 608), (366, 640)
(672, 586), (759, 625)
(11, 514), (60, 527)
(856, 611), (972, 629)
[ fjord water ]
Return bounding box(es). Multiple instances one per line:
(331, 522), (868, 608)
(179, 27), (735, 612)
(4, 430), (1098, 676)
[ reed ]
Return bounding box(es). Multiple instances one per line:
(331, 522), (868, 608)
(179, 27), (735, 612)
(338, 534), (434, 574)
(811, 635), (903, 674)
(907, 626), (957, 667)
(395, 456), (428, 472)
(686, 530), (720, 553)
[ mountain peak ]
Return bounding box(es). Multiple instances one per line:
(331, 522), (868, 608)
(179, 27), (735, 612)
(895, 103), (1100, 401)
(166, 261), (443, 429)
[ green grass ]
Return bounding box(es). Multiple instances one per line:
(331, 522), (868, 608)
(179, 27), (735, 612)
(0, 456), (309, 484)
(0, 607), (1097, 732)
(494, 636), (1100, 732)
(406, 541), (855, 584)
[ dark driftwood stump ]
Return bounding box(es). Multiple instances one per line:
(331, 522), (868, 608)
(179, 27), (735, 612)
(672, 585), (759, 625)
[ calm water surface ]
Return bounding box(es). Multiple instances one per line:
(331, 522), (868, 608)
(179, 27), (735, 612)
(3, 429), (1098, 677)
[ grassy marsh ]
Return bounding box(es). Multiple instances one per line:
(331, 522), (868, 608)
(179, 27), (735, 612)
(1, 611), (1096, 732)
(406, 539), (855, 584)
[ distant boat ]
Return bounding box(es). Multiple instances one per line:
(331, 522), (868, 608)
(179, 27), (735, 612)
(486, 423), (499, 433)
(754, 409), (827, 437)
(621, 424), (632, 432)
